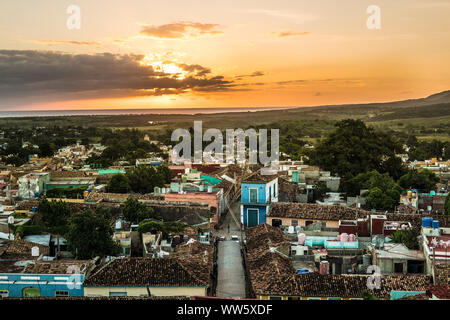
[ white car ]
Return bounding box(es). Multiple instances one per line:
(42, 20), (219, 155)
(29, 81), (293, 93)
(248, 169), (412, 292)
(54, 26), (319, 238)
(231, 235), (239, 242)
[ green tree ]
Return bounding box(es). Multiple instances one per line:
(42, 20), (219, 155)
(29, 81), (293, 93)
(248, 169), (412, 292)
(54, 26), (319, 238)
(65, 207), (119, 259)
(106, 174), (131, 193)
(37, 197), (71, 234)
(125, 165), (172, 194)
(361, 290), (379, 300)
(398, 169), (439, 193)
(306, 119), (405, 179)
(345, 170), (403, 211)
(313, 181), (329, 201)
(138, 219), (186, 239)
(122, 198), (160, 223)
(390, 229), (419, 250)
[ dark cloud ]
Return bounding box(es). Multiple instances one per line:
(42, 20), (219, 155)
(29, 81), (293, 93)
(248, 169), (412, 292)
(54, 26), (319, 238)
(140, 22), (223, 39)
(0, 50), (235, 106)
(235, 71), (265, 80)
(34, 40), (102, 46)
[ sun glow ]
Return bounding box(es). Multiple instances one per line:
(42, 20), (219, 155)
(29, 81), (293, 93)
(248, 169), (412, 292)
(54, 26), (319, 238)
(140, 55), (188, 80)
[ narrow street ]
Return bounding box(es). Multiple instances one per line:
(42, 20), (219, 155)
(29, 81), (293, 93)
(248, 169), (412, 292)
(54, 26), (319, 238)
(214, 202), (247, 298)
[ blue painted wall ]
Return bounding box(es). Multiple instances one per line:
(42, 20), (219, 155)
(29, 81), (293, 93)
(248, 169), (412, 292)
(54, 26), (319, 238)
(0, 273), (85, 297)
(242, 205), (267, 226)
(241, 182), (267, 204)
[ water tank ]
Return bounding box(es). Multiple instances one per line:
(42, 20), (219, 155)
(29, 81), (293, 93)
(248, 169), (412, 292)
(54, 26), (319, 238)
(296, 269), (309, 274)
(422, 217), (433, 228)
(207, 185), (213, 193)
(288, 226), (295, 234)
(298, 233), (306, 245)
(340, 233), (349, 242)
(363, 254), (371, 266)
(348, 234), (356, 242)
(31, 246), (40, 257)
(430, 190), (436, 196)
(31, 207), (37, 213)
(320, 261), (329, 275)
(432, 220), (440, 229)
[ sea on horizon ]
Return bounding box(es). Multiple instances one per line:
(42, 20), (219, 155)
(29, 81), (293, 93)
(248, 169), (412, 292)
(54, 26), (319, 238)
(0, 107), (283, 118)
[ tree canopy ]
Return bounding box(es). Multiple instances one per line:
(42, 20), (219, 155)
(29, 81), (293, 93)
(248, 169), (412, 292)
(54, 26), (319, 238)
(37, 197), (71, 234)
(306, 119), (405, 179)
(398, 169), (439, 193)
(65, 207), (119, 259)
(122, 198), (160, 223)
(344, 170), (403, 211)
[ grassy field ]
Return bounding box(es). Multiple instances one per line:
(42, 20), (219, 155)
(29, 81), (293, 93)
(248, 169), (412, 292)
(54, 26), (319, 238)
(1, 91), (448, 142)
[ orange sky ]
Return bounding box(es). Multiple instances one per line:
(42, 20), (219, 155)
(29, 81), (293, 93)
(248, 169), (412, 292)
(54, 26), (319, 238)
(0, 0), (449, 110)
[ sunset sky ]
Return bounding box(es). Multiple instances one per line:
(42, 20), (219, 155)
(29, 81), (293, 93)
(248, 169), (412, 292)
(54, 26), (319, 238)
(0, 0), (449, 110)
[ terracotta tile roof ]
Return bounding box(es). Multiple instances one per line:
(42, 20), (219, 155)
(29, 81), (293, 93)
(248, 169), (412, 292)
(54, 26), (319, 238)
(49, 171), (89, 178)
(1, 238), (49, 259)
(244, 223), (431, 298)
(427, 284), (450, 299)
(170, 241), (214, 286)
(269, 203), (449, 229)
(84, 257), (207, 287)
(86, 191), (163, 203)
(22, 260), (90, 274)
(434, 263), (450, 285)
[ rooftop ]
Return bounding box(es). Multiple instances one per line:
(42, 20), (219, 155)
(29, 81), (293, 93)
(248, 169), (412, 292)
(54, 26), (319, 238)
(84, 257), (208, 287)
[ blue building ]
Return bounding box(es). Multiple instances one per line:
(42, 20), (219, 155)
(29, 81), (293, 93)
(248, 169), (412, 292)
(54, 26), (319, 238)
(240, 174), (278, 227)
(0, 261), (87, 298)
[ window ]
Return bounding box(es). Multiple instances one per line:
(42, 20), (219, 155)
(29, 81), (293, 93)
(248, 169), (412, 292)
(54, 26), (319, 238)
(394, 263), (404, 273)
(291, 220), (298, 227)
(109, 292), (127, 297)
(249, 188), (257, 203)
(272, 219), (282, 227)
(0, 290), (8, 298)
(55, 290), (69, 297)
(269, 296), (282, 300)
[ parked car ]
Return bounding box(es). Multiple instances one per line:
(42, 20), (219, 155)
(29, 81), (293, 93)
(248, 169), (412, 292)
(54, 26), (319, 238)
(218, 236), (226, 242)
(231, 235), (239, 242)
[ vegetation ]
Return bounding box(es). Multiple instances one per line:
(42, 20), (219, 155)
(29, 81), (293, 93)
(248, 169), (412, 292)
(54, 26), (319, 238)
(361, 290), (379, 300)
(37, 198), (71, 235)
(46, 186), (87, 199)
(305, 119), (405, 180)
(137, 219), (186, 239)
(344, 170), (403, 211)
(122, 198), (160, 224)
(106, 174), (131, 193)
(108, 165), (172, 194)
(65, 207), (119, 259)
(398, 169), (440, 193)
(390, 229), (420, 250)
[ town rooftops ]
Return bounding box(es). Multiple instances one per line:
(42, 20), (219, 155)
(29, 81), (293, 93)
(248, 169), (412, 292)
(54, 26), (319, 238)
(372, 243), (425, 260)
(268, 203), (450, 229)
(0, 238), (49, 259)
(427, 284), (450, 299)
(242, 171), (278, 183)
(244, 223), (431, 298)
(22, 260), (90, 274)
(84, 257), (208, 287)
